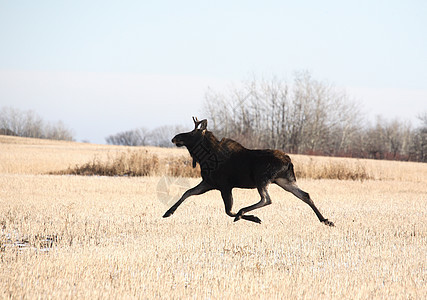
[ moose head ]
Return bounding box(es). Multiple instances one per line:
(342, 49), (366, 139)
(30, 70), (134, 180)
(171, 117), (207, 149)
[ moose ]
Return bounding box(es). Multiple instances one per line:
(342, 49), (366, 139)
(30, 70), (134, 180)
(163, 117), (334, 226)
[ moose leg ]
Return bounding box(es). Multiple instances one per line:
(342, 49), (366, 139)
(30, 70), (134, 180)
(275, 179), (334, 226)
(221, 189), (261, 224)
(221, 189), (235, 218)
(233, 186), (272, 223)
(163, 181), (212, 218)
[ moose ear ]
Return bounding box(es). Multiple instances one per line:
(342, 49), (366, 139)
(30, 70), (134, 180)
(200, 119), (207, 130)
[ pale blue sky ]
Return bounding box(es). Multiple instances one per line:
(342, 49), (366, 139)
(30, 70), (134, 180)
(1, 0), (426, 143)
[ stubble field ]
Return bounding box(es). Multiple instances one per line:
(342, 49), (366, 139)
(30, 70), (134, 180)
(0, 135), (426, 299)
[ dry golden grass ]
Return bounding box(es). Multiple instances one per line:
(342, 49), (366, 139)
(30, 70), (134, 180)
(1, 135), (426, 299)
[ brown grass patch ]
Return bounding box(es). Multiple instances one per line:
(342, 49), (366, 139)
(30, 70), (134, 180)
(294, 158), (370, 181)
(51, 151), (160, 177)
(165, 156), (200, 177)
(51, 150), (200, 178)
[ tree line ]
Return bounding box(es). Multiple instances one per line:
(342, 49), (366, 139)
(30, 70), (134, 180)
(0, 106), (74, 141)
(105, 125), (186, 147)
(203, 72), (427, 162)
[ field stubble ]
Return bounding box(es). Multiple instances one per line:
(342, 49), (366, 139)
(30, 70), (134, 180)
(0, 136), (426, 299)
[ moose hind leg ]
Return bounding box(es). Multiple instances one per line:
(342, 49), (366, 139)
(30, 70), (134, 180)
(221, 190), (261, 224)
(221, 189), (237, 218)
(234, 186), (272, 224)
(221, 189), (262, 224)
(275, 178), (334, 226)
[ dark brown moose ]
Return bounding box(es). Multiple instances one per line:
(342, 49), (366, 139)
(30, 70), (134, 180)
(163, 117), (334, 226)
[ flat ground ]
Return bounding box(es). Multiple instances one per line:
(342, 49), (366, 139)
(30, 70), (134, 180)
(0, 136), (426, 299)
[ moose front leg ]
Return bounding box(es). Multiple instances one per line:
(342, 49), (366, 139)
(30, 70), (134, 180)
(163, 181), (212, 218)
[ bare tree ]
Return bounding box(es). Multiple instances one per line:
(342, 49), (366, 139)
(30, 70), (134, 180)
(22, 110), (44, 139)
(105, 128), (149, 146)
(0, 106), (74, 141)
(203, 72), (361, 156)
(45, 121), (75, 141)
(361, 117), (414, 160)
(409, 112), (427, 161)
(105, 125), (187, 147)
(148, 125), (187, 147)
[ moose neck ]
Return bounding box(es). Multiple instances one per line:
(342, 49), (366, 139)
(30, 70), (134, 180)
(188, 132), (222, 175)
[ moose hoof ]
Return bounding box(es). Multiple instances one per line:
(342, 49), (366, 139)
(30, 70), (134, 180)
(234, 214), (262, 224)
(322, 219), (335, 227)
(243, 215), (262, 224)
(163, 211), (173, 218)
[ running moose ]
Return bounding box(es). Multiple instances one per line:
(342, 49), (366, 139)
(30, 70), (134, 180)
(163, 117), (334, 226)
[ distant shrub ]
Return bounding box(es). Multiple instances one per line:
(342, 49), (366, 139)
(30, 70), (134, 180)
(294, 159), (370, 181)
(53, 151), (160, 177)
(52, 150), (199, 178)
(165, 156), (200, 178)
